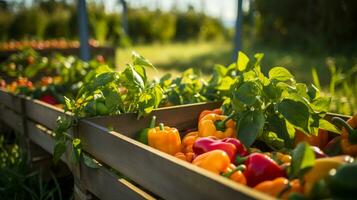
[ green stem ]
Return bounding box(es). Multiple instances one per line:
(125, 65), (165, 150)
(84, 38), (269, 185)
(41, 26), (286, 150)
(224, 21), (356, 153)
(222, 164), (246, 178)
(332, 117), (357, 143)
(235, 155), (248, 165)
(215, 112), (235, 131)
(159, 123), (165, 131)
(149, 116), (156, 128)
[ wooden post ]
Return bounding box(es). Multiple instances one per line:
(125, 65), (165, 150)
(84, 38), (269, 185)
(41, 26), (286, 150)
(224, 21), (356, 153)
(233, 0), (243, 61)
(77, 0), (90, 61)
(120, 0), (129, 35)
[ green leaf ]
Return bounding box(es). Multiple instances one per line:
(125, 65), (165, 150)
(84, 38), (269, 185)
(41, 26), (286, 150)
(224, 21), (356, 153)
(253, 53), (264, 68)
(266, 114), (295, 148)
(263, 83), (282, 100)
(261, 131), (285, 150)
(237, 110), (265, 147)
(71, 138), (82, 163)
(269, 67), (294, 81)
(213, 64), (228, 76)
(289, 142), (315, 179)
(311, 68), (321, 90)
(53, 140), (66, 164)
(132, 51), (155, 69)
(64, 96), (75, 111)
(237, 51), (249, 71)
(307, 84), (319, 100)
(319, 119), (340, 134)
(216, 76), (234, 91)
(278, 99), (310, 132)
(311, 97), (331, 112)
(83, 154), (100, 169)
(234, 81), (260, 106)
(103, 86), (122, 112)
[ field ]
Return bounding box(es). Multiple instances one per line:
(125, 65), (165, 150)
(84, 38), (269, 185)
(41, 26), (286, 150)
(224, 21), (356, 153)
(116, 41), (357, 85)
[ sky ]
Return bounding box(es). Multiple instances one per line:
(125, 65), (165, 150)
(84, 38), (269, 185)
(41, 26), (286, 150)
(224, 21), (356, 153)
(104, 0), (244, 27)
(22, 0), (244, 27)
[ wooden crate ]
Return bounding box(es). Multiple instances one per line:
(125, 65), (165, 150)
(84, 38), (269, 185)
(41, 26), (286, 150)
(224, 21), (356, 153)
(1, 88), (351, 200)
(0, 89), (155, 200)
(82, 102), (272, 200)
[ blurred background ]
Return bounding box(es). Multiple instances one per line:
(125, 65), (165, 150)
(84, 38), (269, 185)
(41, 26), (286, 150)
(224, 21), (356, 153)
(0, 0), (356, 83)
(0, 1), (356, 199)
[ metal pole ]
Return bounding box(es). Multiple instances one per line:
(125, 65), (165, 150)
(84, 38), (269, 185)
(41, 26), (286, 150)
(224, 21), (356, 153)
(120, 0), (129, 35)
(77, 0), (90, 61)
(233, 0), (243, 61)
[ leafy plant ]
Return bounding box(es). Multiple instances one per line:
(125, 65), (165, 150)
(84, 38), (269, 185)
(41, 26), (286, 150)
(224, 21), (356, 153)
(215, 52), (337, 149)
(53, 52), (164, 163)
(159, 68), (206, 106)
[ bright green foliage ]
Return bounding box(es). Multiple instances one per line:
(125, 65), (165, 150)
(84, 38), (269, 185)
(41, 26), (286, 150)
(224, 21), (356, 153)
(53, 52), (164, 163)
(215, 52), (335, 149)
(159, 68), (206, 105)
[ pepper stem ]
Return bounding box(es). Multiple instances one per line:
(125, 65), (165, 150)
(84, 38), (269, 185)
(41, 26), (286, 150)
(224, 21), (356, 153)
(332, 117), (357, 144)
(159, 123), (165, 131)
(215, 112), (235, 131)
(222, 164), (246, 178)
(235, 155), (248, 165)
(149, 116), (156, 128)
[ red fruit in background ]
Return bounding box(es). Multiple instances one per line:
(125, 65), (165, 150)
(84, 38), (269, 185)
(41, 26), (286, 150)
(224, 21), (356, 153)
(40, 95), (58, 105)
(96, 55), (105, 63)
(27, 56), (35, 65)
(0, 79), (6, 89)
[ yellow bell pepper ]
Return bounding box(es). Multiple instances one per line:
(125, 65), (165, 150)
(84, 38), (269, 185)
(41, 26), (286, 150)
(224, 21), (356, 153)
(198, 113), (236, 139)
(148, 123), (181, 155)
(303, 155), (354, 195)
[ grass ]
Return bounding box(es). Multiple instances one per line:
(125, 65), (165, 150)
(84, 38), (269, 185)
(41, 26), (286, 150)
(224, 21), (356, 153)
(116, 40), (357, 85)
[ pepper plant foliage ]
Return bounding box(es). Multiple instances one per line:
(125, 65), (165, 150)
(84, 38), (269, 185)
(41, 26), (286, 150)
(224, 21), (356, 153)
(218, 52), (337, 149)
(53, 52), (164, 163)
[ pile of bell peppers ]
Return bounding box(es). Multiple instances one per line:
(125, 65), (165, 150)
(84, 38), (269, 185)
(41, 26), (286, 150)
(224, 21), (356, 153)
(137, 109), (357, 200)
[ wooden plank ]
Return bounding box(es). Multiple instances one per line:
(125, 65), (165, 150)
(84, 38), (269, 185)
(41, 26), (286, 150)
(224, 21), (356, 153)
(0, 89), (22, 112)
(27, 120), (55, 155)
(88, 102), (222, 138)
(80, 157), (156, 200)
(78, 120), (272, 200)
(24, 98), (68, 130)
(0, 105), (24, 133)
(26, 119), (155, 200)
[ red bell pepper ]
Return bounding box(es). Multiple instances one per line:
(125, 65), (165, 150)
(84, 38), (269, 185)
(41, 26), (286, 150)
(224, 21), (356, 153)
(237, 153), (286, 187)
(193, 137), (247, 162)
(221, 138), (248, 157)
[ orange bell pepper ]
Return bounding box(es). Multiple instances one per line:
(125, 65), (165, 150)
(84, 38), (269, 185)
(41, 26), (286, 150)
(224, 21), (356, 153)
(198, 113), (236, 139)
(174, 152), (195, 162)
(182, 131), (198, 153)
(294, 129), (328, 149)
(148, 123), (181, 155)
(265, 152), (292, 165)
(199, 109), (223, 121)
(222, 164), (247, 185)
(192, 150), (230, 174)
(254, 177), (303, 199)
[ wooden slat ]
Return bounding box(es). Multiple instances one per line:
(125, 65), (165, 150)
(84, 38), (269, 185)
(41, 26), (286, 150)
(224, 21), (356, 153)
(26, 120), (68, 163)
(0, 105), (24, 133)
(0, 89), (22, 112)
(78, 120), (272, 200)
(88, 102), (222, 138)
(80, 159), (155, 200)
(26, 119), (154, 200)
(24, 98), (67, 130)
